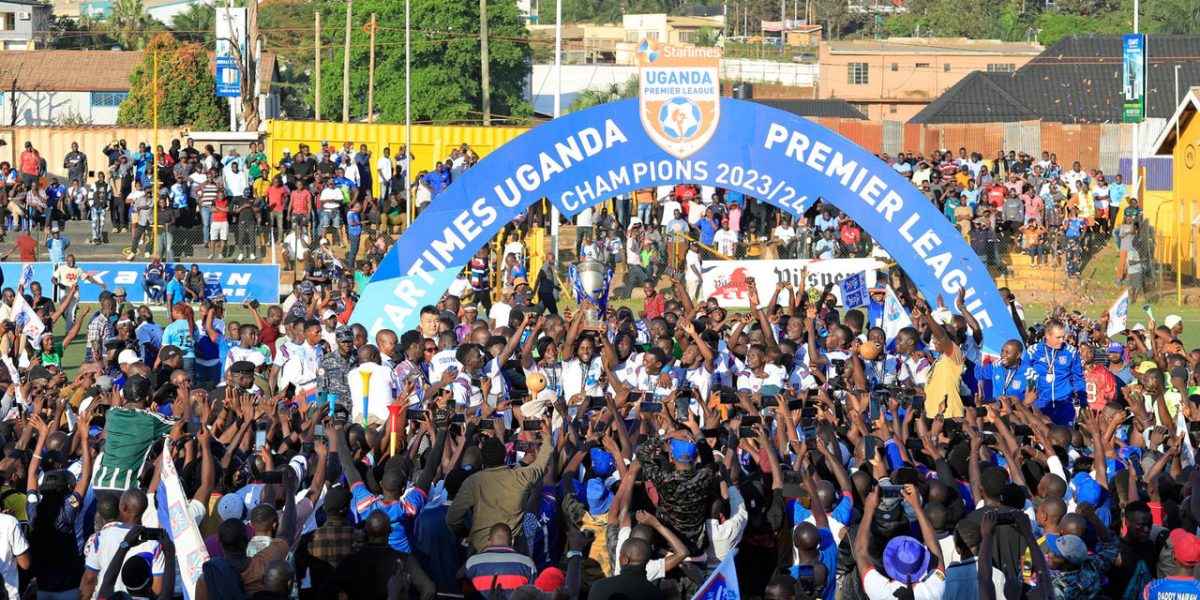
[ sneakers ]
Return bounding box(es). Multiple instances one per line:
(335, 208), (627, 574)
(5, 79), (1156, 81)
(250, 254), (257, 260)
(207, 252), (214, 259)
(237, 253), (244, 261)
(143, 251), (150, 259)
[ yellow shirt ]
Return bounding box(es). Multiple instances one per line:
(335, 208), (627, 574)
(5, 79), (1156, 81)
(923, 343), (965, 419)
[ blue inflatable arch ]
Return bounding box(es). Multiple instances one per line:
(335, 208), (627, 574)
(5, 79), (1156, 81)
(350, 98), (1020, 355)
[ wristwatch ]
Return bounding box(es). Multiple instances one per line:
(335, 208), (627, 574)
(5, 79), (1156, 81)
(566, 550), (583, 560)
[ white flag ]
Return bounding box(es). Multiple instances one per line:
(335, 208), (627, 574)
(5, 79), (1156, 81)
(17, 263), (33, 287)
(882, 286), (913, 341)
(157, 451), (209, 599)
(692, 549), (739, 600)
(1107, 291), (1129, 337)
(11, 295), (43, 340)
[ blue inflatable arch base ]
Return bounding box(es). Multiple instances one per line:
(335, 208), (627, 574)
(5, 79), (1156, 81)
(349, 98), (1020, 356)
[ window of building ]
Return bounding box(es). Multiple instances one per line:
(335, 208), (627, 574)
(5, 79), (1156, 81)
(915, 62), (930, 69)
(889, 104), (898, 114)
(678, 31), (695, 42)
(625, 31), (638, 42)
(850, 103), (870, 118)
(91, 92), (127, 108)
(0, 13), (14, 31)
(645, 31), (659, 41)
(891, 62), (898, 71)
(944, 63), (951, 72)
(987, 63), (1016, 72)
(848, 62), (869, 85)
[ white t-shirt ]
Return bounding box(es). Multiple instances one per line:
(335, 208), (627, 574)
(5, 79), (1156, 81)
(376, 156), (393, 182)
(320, 187), (343, 211)
(428, 348), (461, 382)
(347, 362), (396, 423)
(714, 229), (737, 256)
(489, 301), (513, 328)
(613, 526), (667, 580)
(85, 523), (167, 598)
(862, 567), (945, 600)
(0, 514), (27, 600)
(561, 357), (604, 401)
(685, 250), (702, 282)
(736, 364), (786, 393)
(53, 265), (85, 288)
(226, 345), (267, 372)
(575, 207), (594, 228)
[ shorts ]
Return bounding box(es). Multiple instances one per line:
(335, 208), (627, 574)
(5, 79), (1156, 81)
(210, 221), (229, 241)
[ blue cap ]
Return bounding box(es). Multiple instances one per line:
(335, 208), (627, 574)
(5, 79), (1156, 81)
(590, 447), (615, 478)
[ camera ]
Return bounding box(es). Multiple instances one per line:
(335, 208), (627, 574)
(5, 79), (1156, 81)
(140, 528), (166, 542)
(259, 470), (284, 484)
(879, 484), (903, 499)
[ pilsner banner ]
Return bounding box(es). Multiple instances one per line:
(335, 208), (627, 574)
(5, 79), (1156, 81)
(700, 258), (883, 307)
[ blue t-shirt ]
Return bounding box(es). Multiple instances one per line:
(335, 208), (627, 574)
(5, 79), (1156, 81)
(696, 218), (716, 246)
(162, 319), (196, 359)
(1144, 576), (1200, 599)
(974, 361), (1030, 402)
(1065, 218), (1085, 239)
(349, 481), (427, 552)
(165, 279), (185, 306)
(347, 211), (362, 236)
(787, 527), (838, 600)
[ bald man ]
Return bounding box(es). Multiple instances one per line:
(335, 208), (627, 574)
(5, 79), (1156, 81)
(317, 510), (403, 598)
(588, 537), (666, 600)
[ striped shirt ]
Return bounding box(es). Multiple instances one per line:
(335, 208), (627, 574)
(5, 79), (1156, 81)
(464, 546), (536, 598)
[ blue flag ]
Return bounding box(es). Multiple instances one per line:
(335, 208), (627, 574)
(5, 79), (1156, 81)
(839, 271), (869, 309)
(692, 550), (739, 600)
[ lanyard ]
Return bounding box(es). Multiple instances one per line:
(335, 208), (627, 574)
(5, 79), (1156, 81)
(1002, 366), (1017, 393)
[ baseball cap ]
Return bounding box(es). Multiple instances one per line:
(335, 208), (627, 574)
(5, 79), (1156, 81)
(534, 567), (565, 593)
(512, 276), (528, 288)
(462, 303), (478, 313)
(1135, 360), (1158, 374)
(1047, 534), (1088, 565)
(589, 447), (615, 478)
(299, 281), (315, 294)
(217, 494), (245, 521)
(335, 327), (354, 343)
(1165, 314), (1183, 329)
(1106, 342), (1125, 354)
(229, 361), (255, 375)
(1172, 529), (1200, 566)
(882, 535), (931, 582)
(113, 286), (127, 297)
(321, 309), (338, 320)
(282, 147), (292, 154)
(159, 345), (182, 362)
(117, 349), (141, 366)
(50, 226), (59, 233)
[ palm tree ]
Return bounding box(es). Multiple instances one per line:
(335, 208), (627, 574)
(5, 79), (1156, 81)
(108, 0), (154, 49)
(1153, 0), (1200, 34)
(171, 3), (215, 45)
(568, 76), (639, 113)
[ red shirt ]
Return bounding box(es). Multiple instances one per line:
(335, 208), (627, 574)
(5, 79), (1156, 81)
(987, 185), (1006, 207)
(643, 292), (665, 321)
(266, 185), (289, 211)
(260, 321), (280, 354)
(1084, 365), (1117, 410)
(19, 150), (39, 176)
(290, 189), (312, 214)
(15, 235), (36, 261)
(212, 197), (229, 222)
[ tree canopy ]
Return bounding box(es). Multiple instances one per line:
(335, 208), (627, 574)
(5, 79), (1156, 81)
(314, 0), (532, 124)
(117, 34), (228, 130)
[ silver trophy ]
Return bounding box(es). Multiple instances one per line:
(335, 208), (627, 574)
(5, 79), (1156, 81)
(568, 258), (612, 331)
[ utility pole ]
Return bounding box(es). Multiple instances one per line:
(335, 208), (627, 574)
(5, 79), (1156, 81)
(342, 0), (352, 123)
(314, 11), (321, 120)
(368, 12), (376, 123)
(779, 0), (785, 53)
(480, 0), (491, 125)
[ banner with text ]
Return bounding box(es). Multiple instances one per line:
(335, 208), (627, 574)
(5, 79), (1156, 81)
(0, 262), (280, 303)
(352, 42), (1020, 355)
(701, 258), (881, 308)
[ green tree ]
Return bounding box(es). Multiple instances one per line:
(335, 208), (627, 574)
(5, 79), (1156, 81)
(107, 0), (162, 49)
(1150, 0), (1200, 33)
(47, 14), (116, 49)
(117, 34), (227, 129)
(170, 2), (215, 45)
(568, 76), (638, 112)
(315, 0), (532, 123)
(695, 26), (719, 47)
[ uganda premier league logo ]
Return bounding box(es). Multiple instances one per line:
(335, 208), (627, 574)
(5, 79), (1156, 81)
(639, 41), (722, 159)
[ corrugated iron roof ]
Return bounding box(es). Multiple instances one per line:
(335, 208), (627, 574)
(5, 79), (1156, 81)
(0, 50), (278, 95)
(825, 37), (1043, 56)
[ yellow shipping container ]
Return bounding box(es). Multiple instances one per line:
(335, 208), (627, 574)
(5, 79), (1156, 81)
(263, 120), (531, 176)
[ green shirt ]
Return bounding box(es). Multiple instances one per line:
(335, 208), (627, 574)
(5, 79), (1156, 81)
(95, 406), (174, 490)
(247, 152), (267, 180)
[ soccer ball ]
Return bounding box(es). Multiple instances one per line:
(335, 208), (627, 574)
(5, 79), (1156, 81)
(658, 97), (702, 141)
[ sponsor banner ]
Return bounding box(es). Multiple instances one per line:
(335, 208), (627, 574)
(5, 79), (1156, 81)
(353, 43), (1021, 355)
(0, 262), (280, 304)
(1122, 34), (1145, 123)
(700, 258), (882, 307)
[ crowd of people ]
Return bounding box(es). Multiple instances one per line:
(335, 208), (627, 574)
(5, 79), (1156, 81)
(0, 136), (1185, 600)
(0, 236), (1195, 600)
